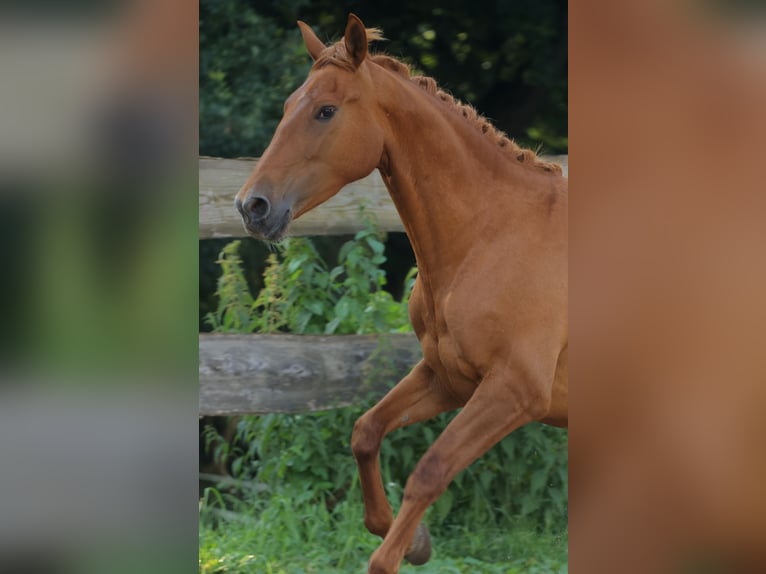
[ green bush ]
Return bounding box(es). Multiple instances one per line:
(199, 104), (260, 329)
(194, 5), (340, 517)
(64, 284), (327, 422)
(205, 215), (414, 335)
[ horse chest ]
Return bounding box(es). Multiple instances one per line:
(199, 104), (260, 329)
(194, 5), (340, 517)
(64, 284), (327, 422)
(409, 280), (480, 400)
(418, 326), (479, 402)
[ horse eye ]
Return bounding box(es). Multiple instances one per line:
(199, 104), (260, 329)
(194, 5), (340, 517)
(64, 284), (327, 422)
(315, 105), (337, 121)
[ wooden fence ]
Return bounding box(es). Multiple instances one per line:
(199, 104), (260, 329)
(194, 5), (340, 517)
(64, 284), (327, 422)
(199, 332), (421, 415)
(199, 155), (568, 415)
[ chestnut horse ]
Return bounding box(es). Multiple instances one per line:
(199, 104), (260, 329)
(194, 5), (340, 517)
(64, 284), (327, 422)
(235, 14), (568, 574)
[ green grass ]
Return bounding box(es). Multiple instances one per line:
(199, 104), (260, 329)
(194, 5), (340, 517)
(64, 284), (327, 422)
(199, 483), (567, 574)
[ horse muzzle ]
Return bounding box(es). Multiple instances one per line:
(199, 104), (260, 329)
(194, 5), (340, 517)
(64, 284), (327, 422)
(235, 194), (292, 241)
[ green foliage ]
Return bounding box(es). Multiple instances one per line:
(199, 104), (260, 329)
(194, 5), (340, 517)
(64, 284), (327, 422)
(200, 1), (567, 158)
(223, 405), (567, 535)
(204, 240), (256, 333)
(200, 0), (311, 157)
(205, 214), (413, 335)
(199, 479), (568, 573)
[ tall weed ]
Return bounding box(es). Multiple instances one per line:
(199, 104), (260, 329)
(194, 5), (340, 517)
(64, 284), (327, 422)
(205, 213), (413, 335)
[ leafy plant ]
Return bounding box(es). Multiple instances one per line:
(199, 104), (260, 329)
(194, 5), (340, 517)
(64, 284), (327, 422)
(205, 212), (413, 335)
(203, 240), (258, 333)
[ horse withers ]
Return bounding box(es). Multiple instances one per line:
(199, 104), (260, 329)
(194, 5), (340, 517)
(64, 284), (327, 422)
(235, 14), (568, 574)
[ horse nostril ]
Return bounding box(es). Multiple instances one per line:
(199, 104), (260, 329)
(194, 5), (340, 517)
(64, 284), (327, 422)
(243, 195), (271, 222)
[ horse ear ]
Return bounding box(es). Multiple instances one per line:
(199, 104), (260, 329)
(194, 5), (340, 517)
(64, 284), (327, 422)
(344, 13), (368, 69)
(297, 20), (325, 61)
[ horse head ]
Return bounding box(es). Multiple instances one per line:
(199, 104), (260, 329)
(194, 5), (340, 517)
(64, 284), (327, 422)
(235, 14), (385, 240)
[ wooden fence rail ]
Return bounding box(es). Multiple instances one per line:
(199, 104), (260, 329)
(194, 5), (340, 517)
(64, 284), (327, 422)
(199, 333), (421, 415)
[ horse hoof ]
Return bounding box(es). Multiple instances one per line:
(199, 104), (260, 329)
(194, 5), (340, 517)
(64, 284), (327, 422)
(404, 522), (432, 565)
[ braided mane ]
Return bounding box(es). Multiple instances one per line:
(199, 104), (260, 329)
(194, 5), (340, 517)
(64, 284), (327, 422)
(313, 28), (562, 175)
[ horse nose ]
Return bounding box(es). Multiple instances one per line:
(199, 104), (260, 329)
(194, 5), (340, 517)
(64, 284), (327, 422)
(238, 194), (272, 222)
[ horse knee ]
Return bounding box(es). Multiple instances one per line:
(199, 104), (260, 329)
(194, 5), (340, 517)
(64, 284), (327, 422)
(351, 413), (382, 463)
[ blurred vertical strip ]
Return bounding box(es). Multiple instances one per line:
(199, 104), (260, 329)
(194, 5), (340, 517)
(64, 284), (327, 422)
(570, 0), (766, 573)
(0, 1), (198, 573)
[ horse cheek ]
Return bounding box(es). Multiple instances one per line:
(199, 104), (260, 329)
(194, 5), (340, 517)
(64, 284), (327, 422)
(346, 124), (384, 179)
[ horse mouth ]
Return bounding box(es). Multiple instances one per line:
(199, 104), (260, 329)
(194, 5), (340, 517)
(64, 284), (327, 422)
(244, 208), (292, 242)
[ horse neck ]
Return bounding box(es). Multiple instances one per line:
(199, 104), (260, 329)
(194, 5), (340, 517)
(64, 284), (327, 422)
(372, 68), (524, 286)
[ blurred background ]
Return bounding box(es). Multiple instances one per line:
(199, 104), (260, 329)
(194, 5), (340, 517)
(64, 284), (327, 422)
(199, 0), (567, 159)
(0, 1), (198, 573)
(570, 1), (766, 572)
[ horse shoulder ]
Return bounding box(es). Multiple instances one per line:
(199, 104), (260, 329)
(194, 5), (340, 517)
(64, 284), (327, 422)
(441, 244), (566, 385)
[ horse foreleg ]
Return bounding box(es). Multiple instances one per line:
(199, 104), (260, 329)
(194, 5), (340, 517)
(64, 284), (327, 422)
(351, 360), (461, 540)
(366, 367), (551, 574)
